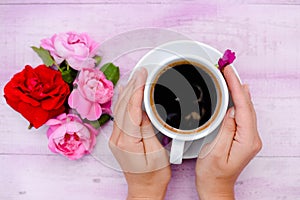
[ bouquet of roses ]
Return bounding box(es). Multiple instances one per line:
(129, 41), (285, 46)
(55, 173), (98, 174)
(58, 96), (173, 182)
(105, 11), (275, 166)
(4, 32), (120, 160)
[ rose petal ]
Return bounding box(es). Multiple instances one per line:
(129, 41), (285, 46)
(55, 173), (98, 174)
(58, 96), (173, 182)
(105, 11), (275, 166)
(67, 57), (95, 70)
(65, 121), (85, 133)
(68, 89), (81, 109)
(218, 49), (236, 71)
(45, 118), (64, 126)
(85, 102), (102, 121)
(101, 100), (112, 115)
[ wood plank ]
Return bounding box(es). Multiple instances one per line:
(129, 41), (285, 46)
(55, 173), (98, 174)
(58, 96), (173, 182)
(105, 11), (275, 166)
(0, 2), (299, 200)
(0, 3), (299, 77)
(1, 0), (300, 5)
(236, 157), (300, 199)
(254, 97), (300, 157)
(244, 78), (300, 157)
(0, 0), (192, 4)
(0, 0), (236, 5)
(248, 0), (300, 5)
(0, 155), (299, 199)
(0, 155), (127, 200)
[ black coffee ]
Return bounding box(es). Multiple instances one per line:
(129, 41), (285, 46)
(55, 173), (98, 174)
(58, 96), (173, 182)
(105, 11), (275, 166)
(153, 62), (215, 130)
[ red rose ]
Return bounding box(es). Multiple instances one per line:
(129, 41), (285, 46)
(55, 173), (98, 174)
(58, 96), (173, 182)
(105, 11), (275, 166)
(4, 65), (70, 128)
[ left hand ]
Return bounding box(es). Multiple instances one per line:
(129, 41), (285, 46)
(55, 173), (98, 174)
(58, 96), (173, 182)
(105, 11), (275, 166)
(109, 68), (171, 200)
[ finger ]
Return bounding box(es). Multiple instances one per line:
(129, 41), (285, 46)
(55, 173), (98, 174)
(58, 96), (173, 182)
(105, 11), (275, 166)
(114, 68), (147, 124)
(111, 70), (138, 145)
(117, 131), (143, 153)
(129, 68), (147, 107)
(198, 142), (212, 159)
(113, 110), (144, 153)
(111, 114), (143, 154)
(113, 113), (146, 154)
(127, 67), (148, 126)
(223, 66), (256, 132)
(109, 123), (119, 145)
(141, 112), (170, 170)
(242, 84), (255, 115)
(210, 107), (236, 161)
(112, 68), (148, 147)
(113, 74), (136, 114)
(223, 66), (251, 110)
(111, 85), (125, 123)
(141, 112), (163, 152)
(243, 84), (252, 100)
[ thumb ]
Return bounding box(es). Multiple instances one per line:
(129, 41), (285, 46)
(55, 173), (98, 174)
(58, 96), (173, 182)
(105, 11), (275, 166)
(209, 107), (236, 158)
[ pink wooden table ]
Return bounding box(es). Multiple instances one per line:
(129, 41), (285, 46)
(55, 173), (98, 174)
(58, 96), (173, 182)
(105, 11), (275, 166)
(1, 0), (300, 199)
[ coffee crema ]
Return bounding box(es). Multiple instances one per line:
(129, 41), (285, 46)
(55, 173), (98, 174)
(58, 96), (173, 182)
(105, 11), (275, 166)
(151, 60), (218, 131)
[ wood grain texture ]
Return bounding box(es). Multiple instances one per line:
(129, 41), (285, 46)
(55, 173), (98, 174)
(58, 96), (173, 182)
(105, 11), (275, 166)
(0, 1), (299, 199)
(1, 156), (300, 200)
(2, 0), (300, 5)
(0, 3), (299, 77)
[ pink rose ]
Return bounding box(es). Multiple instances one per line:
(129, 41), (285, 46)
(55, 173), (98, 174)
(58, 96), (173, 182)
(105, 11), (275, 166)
(68, 68), (114, 121)
(41, 32), (100, 70)
(46, 113), (98, 160)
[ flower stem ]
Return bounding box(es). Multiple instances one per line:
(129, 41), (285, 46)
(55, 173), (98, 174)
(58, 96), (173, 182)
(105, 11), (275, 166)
(28, 123), (33, 129)
(54, 62), (63, 72)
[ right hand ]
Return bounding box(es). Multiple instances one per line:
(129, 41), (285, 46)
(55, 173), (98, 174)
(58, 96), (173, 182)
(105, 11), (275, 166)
(195, 66), (262, 199)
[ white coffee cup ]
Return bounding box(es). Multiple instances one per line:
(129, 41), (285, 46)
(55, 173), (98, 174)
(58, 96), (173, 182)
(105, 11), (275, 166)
(143, 55), (229, 164)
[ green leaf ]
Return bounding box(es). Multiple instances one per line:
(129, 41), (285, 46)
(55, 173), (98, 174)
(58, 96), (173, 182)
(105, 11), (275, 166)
(58, 61), (78, 84)
(100, 63), (120, 85)
(88, 114), (112, 129)
(98, 114), (112, 126)
(31, 46), (55, 67)
(93, 55), (102, 66)
(59, 60), (68, 69)
(61, 68), (78, 84)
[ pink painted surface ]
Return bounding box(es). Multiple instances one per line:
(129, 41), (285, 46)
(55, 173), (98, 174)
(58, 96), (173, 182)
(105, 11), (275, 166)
(0, 1), (300, 199)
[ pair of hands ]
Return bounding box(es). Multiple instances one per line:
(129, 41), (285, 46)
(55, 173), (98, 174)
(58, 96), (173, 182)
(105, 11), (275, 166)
(109, 66), (262, 200)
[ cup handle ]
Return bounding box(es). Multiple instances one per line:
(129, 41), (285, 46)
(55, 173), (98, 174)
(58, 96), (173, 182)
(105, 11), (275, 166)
(170, 139), (185, 164)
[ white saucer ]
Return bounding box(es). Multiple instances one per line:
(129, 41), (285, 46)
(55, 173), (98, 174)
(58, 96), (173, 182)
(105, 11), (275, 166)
(133, 40), (238, 159)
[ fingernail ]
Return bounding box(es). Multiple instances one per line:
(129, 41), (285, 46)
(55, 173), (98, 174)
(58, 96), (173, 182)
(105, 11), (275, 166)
(134, 68), (142, 76)
(139, 67), (147, 75)
(134, 68), (141, 74)
(229, 107), (235, 118)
